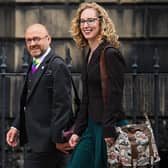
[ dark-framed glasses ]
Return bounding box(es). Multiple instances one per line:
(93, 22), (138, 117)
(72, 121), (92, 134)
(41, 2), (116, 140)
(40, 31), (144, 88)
(79, 18), (99, 26)
(25, 35), (48, 44)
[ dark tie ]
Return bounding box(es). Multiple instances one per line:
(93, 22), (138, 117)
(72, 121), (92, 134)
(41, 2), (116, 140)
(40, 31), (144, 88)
(31, 59), (39, 74)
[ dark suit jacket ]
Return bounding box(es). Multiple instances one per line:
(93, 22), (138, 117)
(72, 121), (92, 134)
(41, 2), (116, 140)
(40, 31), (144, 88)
(74, 41), (127, 138)
(13, 49), (72, 152)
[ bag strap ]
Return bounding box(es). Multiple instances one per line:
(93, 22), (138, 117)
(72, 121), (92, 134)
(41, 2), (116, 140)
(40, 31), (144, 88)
(100, 47), (151, 121)
(71, 76), (80, 118)
(71, 76), (80, 104)
(100, 45), (112, 105)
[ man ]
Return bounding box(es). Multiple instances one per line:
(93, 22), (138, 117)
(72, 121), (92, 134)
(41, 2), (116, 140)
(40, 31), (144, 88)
(6, 23), (72, 168)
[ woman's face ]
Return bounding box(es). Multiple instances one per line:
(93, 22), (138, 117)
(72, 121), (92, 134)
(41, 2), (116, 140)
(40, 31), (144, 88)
(80, 8), (101, 43)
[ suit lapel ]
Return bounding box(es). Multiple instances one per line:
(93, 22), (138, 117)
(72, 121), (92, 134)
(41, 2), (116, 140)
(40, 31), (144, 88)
(26, 50), (54, 103)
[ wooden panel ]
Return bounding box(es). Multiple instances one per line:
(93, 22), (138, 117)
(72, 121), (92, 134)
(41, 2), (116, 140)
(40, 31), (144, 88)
(15, 6), (77, 38)
(15, 0), (80, 2)
(15, 5), (146, 38)
(15, 8), (41, 37)
(149, 8), (168, 37)
(121, 0), (168, 3)
(0, 6), (15, 37)
(106, 7), (145, 38)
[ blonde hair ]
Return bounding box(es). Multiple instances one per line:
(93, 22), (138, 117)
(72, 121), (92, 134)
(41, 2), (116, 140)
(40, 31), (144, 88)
(70, 2), (120, 48)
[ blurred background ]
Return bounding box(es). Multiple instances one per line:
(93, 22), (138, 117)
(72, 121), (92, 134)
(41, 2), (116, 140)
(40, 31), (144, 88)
(0, 0), (168, 167)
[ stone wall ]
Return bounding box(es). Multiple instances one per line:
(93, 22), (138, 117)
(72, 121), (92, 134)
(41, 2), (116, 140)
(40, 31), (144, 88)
(0, 0), (168, 72)
(0, 1), (168, 167)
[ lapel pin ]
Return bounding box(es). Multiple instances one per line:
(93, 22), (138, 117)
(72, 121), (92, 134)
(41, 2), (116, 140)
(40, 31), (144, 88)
(41, 66), (44, 70)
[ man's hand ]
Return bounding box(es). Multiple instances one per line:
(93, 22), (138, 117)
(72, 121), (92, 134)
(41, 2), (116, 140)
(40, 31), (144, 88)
(56, 142), (73, 154)
(6, 127), (19, 147)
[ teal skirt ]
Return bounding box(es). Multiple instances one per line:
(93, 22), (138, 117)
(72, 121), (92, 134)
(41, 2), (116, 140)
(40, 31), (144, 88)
(66, 119), (108, 168)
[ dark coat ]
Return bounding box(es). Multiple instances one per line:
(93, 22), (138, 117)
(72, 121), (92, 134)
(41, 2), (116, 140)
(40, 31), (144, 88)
(74, 41), (127, 138)
(13, 49), (72, 152)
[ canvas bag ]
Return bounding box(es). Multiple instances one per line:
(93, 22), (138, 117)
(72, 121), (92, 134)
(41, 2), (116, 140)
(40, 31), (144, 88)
(107, 115), (160, 168)
(100, 45), (160, 168)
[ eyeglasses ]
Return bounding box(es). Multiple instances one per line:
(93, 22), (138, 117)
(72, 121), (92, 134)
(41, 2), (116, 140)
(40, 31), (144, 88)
(25, 35), (48, 44)
(79, 18), (99, 26)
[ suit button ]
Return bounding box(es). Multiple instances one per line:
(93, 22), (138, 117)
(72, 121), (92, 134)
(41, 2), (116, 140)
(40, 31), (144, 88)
(24, 106), (26, 111)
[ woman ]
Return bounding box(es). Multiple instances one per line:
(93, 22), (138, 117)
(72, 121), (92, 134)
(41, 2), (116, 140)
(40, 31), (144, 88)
(67, 2), (127, 168)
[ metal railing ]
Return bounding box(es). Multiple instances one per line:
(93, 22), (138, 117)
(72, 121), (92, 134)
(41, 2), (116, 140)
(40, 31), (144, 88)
(0, 46), (167, 168)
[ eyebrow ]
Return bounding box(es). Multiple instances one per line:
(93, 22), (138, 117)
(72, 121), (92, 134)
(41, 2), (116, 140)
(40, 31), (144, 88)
(80, 17), (98, 19)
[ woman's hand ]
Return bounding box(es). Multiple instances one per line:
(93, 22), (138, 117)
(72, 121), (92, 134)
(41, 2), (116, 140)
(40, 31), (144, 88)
(69, 134), (80, 148)
(104, 137), (115, 147)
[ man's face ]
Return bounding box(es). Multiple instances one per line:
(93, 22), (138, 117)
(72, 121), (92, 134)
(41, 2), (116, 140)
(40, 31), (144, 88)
(25, 25), (51, 58)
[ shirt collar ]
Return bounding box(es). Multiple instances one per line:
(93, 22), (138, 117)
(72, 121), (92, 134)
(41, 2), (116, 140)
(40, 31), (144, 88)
(33, 47), (51, 66)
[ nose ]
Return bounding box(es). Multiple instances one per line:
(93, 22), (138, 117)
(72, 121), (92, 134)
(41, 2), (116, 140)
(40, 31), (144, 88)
(29, 40), (36, 45)
(82, 21), (89, 27)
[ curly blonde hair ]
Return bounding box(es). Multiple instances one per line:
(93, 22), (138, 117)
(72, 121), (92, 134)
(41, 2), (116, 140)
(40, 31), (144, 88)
(70, 2), (120, 48)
